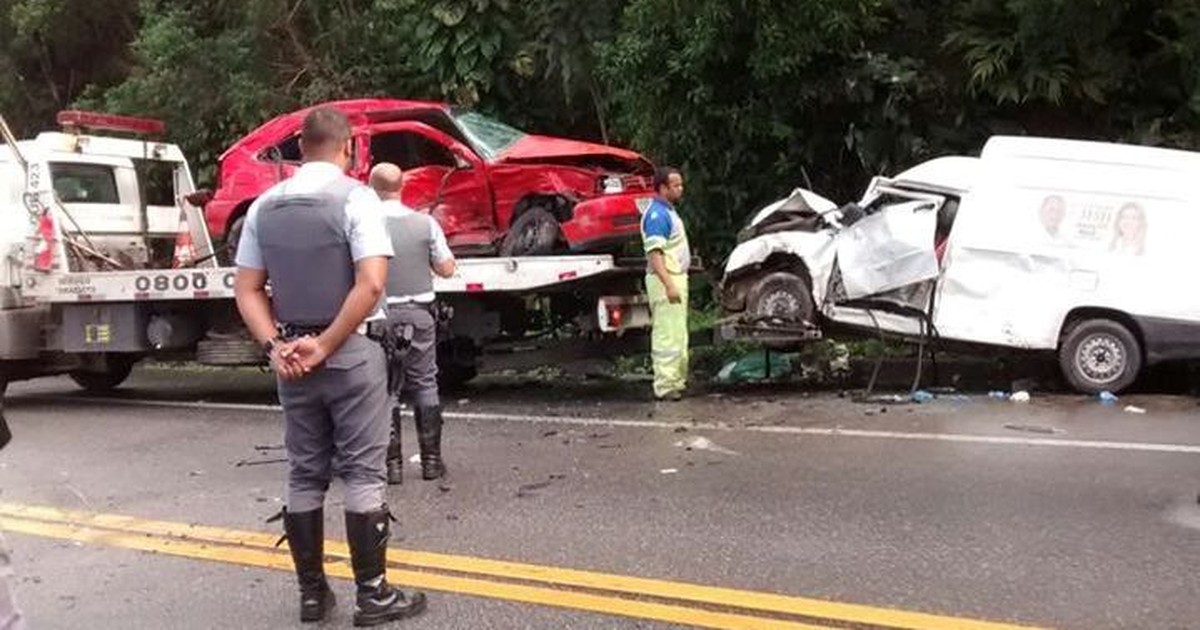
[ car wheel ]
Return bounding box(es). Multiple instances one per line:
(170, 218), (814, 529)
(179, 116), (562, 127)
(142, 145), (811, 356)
(437, 338), (479, 391)
(220, 215), (246, 266)
(69, 354), (138, 392)
(745, 272), (814, 324)
(1059, 318), (1142, 394)
(499, 208), (561, 257)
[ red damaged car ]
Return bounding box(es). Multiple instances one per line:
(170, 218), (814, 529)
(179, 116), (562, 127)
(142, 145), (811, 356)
(203, 99), (656, 258)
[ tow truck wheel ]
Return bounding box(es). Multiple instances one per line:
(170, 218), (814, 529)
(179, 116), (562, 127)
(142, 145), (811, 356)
(69, 354), (137, 392)
(1059, 318), (1142, 394)
(745, 272), (814, 324)
(499, 208), (560, 257)
(220, 215), (246, 266)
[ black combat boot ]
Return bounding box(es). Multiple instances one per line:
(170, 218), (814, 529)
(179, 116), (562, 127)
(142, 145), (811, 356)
(386, 406), (403, 485)
(282, 508), (336, 623)
(344, 508), (427, 627)
(414, 405), (445, 480)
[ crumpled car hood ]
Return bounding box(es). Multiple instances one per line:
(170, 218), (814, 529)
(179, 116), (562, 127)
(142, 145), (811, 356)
(497, 135), (651, 170)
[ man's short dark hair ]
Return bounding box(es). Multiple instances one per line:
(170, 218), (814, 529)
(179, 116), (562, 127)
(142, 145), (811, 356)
(653, 166), (680, 192)
(300, 107), (352, 149)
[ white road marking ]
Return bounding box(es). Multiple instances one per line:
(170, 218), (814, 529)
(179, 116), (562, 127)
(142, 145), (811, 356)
(16, 394), (1200, 455)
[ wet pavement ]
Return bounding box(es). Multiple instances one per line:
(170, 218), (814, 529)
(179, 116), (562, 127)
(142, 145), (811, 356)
(1, 365), (1198, 629)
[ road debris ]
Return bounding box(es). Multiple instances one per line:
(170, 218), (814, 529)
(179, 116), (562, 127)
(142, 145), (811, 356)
(516, 479), (555, 498)
(911, 390), (934, 403)
(715, 351), (794, 384)
(1010, 391), (1031, 403)
(1098, 391), (1119, 406)
(1124, 405), (1147, 415)
(235, 458), (287, 467)
(674, 436), (740, 456)
(660, 468), (679, 474)
(1004, 424), (1060, 435)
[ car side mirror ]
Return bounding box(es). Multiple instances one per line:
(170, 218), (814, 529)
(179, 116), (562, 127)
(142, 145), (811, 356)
(454, 154), (473, 171)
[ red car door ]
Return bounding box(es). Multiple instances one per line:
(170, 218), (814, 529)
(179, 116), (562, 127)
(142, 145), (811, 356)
(366, 121), (495, 251)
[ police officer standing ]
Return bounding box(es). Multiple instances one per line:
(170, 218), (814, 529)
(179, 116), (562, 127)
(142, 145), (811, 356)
(368, 163), (456, 484)
(234, 108), (427, 626)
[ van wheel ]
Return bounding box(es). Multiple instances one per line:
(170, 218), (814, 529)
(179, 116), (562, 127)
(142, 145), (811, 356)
(1059, 318), (1142, 394)
(499, 208), (560, 257)
(69, 354), (138, 392)
(746, 272), (814, 324)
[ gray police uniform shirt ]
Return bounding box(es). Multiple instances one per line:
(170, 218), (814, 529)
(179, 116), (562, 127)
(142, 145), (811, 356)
(381, 199), (453, 305)
(235, 161), (393, 321)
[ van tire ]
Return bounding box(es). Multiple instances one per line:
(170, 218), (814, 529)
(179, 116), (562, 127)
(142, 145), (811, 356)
(499, 208), (560, 257)
(69, 355), (137, 392)
(1059, 318), (1142, 394)
(745, 272), (814, 325)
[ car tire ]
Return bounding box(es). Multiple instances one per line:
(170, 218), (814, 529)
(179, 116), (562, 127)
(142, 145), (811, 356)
(437, 338), (479, 391)
(1059, 318), (1142, 394)
(220, 215), (246, 267)
(745, 272), (815, 324)
(69, 354), (138, 392)
(499, 208), (561, 257)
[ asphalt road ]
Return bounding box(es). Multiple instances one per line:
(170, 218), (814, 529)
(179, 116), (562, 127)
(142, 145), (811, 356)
(1, 367), (1198, 629)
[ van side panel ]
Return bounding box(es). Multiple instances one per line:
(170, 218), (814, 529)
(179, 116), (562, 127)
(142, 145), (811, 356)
(933, 139), (1200, 356)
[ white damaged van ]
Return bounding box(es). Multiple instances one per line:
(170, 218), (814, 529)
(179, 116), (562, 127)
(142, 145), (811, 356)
(719, 136), (1200, 393)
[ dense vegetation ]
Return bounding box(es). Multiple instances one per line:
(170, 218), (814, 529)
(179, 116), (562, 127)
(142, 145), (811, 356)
(4, 0), (1198, 262)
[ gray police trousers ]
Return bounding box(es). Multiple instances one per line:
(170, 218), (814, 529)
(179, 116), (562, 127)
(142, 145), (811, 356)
(277, 334), (389, 513)
(386, 305), (439, 408)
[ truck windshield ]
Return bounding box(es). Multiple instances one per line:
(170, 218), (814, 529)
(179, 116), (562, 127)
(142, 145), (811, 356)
(453, 111), (525, 160)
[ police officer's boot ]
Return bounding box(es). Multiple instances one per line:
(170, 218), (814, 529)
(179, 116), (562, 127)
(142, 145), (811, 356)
(344, 507), (427, 626)
(385, 406), (403, 485)
(283, 508), (336, 623)
(414, 405), (445, 480)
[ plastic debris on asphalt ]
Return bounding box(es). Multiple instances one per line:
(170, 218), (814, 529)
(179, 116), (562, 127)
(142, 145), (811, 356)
(1010, 391), (1031, 403)
(660, 468), (679, 474)
(911, 390), (934, 403)
(674, 436), (740, 456)
(715, 351), (793, 384)
(1098, 391), (1119, 406)
(1124, 405), (1147, 414)
(988, 391), (1009, 400)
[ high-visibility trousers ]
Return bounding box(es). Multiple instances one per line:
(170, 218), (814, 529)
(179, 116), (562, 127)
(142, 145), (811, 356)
(646, 272), (689, 398)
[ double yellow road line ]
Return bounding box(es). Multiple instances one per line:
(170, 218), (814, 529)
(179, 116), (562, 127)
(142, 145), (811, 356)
(0, 502), (1045, 629)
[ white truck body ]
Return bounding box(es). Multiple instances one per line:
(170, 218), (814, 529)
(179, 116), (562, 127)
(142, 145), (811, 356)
(0, 114), (649, 391)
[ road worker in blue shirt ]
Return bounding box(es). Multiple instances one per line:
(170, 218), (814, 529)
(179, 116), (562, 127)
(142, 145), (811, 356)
(640, 167), (691, 401)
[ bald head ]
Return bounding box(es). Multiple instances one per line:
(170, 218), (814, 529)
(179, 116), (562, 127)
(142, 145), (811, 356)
(369, 163), (404, 201)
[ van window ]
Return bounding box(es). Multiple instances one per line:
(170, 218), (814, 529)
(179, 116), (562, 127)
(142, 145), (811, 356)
(49, 163), (119, 204)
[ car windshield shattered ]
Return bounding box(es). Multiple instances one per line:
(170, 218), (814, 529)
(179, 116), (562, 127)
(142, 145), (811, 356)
(453, 111), (526, 160)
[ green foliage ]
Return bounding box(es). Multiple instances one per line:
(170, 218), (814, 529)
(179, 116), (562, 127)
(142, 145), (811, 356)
(2, 0), (1200, 282)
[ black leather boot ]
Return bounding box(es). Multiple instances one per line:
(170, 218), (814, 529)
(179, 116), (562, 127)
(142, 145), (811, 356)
(386, 406), (403, 485)
(282, 508), (335, 623)
(414, 405), (445, 480)
(344, 508), (427, 627)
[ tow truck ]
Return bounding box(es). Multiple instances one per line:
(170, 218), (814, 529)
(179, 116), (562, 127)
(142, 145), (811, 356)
(0, 111), (650, 395)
